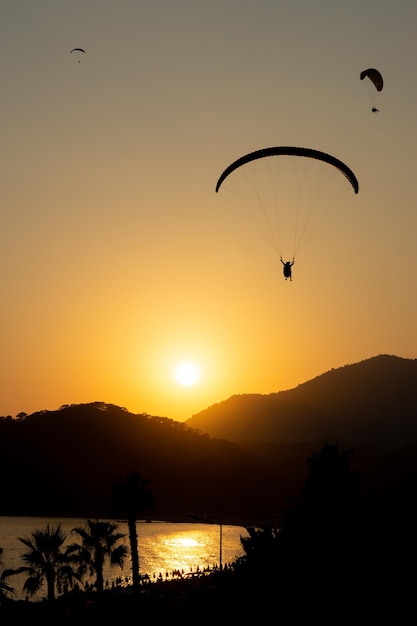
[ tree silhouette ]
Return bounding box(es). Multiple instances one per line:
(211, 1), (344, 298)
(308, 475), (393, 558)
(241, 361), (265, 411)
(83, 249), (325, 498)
(67, 519), (127, 594)
(272, 442), (368, 614)
(111, 470), (154, 592)
(16, 524), (79, 601)
(0, 546), (17, 600)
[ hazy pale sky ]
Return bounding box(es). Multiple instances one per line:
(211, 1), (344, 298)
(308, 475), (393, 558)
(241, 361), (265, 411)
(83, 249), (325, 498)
(1, 1), (416, 422)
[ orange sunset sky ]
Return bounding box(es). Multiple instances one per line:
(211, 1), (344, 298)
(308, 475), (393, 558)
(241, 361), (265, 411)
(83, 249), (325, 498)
(1, 1), (417, 422)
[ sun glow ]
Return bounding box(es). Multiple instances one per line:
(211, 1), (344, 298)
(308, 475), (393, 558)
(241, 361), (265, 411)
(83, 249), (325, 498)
(174, 362), (201, 387)
(167, 536), (201, 548)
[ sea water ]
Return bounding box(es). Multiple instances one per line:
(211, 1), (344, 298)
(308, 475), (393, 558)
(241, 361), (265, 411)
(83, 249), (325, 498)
(0, 516), (248, 601)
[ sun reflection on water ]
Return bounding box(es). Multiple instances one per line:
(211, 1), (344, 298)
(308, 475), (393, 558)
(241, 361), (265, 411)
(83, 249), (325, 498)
(166, 535), (202, 548)
(143, 528), (222, 578)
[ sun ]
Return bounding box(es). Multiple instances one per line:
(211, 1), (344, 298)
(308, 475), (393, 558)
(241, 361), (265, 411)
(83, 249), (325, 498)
(174, 362), (201, 387)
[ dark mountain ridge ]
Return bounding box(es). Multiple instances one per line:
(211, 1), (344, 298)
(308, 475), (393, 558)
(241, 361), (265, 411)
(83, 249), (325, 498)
(2, 355), (417, 521)
(0, 403), (277, 521)
(186, 354), (417, 448)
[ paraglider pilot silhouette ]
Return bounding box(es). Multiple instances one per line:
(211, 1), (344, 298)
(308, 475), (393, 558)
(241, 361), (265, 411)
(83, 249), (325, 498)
(280, 257), (294, 281)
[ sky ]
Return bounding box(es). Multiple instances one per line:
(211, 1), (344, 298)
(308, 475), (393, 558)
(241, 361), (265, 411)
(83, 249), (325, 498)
(1, 0), (417, 422)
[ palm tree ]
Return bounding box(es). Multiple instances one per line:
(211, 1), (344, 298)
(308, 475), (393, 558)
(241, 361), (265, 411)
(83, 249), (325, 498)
(17, 524), (79, 601)
(0, 546), (17, 600)
(67, 519), (127, 593)
(111, 470), (154, 592)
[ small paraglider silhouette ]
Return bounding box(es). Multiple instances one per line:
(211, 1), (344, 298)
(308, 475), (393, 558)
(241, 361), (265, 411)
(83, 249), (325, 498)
(70, 48), (85, 63)
(360, 68), (383, 112)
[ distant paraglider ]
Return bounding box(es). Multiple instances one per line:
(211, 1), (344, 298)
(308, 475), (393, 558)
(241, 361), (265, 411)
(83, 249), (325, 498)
(360, 68), (383, 112)
(70, 48), (85, 62)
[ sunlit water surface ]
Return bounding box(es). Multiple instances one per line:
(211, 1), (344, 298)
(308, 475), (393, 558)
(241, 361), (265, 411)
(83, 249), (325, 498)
(0, 517), (248, 601)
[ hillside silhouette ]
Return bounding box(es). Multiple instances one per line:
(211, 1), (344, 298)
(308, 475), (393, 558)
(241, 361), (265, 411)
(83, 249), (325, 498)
(186, 354), (417, 448)
(0, 403), (278, 521)
(2, 354), (417, 520)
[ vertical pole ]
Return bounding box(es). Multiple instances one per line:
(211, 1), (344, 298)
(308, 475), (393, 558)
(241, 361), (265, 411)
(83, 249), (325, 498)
(219, 523), (223, 573)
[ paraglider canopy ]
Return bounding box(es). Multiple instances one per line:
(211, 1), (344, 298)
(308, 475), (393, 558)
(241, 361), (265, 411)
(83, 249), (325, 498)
(216, 147), (359, 195)
(360, 68), (383, 92)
